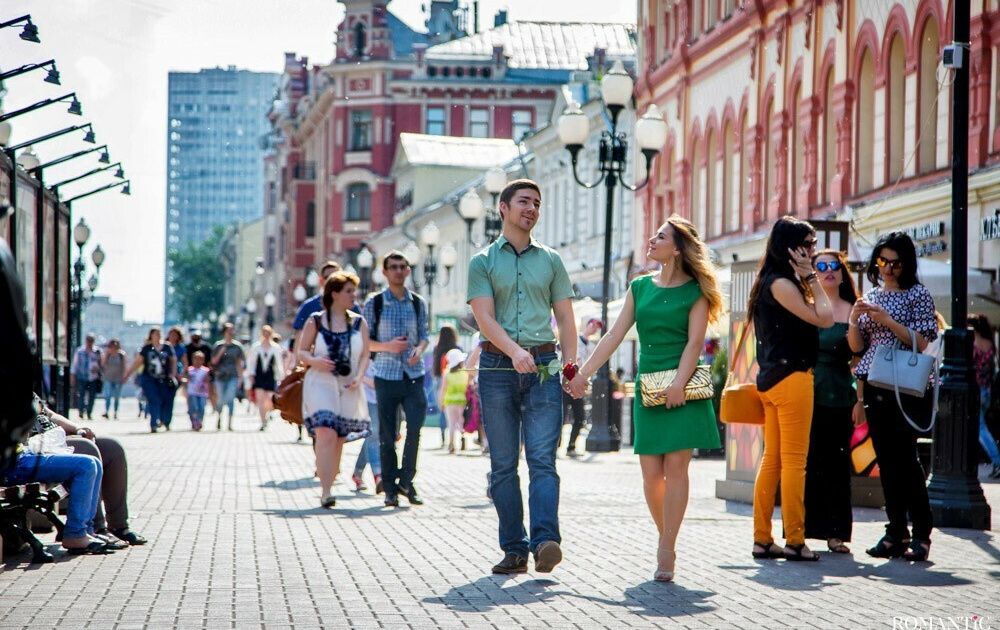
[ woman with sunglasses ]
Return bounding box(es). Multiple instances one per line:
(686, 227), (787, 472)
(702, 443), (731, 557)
(847, 232), (937, 561)
(747, 216), (834, 562)
(803, 249), (858, 554)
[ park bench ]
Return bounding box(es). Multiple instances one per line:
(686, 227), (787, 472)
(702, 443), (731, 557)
(0, 483), (67, 564)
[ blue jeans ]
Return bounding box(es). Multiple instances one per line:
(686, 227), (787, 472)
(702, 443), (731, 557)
(354, 403), (383, 476)
(188, 395), (207, 423)
(979, 388), (1000, 465)
(75, 379), (101, 418)
(140, 376), (176, 430)
(2, 452), (102, 539)
(478, 351), (562, 557)
(104, 381), (123, 415)
(216, 377), (239, 420)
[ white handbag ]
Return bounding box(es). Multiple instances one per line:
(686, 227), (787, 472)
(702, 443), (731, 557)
(867, 327), (939, 432)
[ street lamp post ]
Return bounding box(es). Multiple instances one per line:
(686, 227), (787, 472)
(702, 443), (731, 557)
(357, 246), (375, 295)
(264, 291), (276, 326)
(926, 2), (991, 529)
(483, 167), (507, 242)
(245, 298), (257, 336)
(458, 189), (485, 245)
(408, 222), (458, 324)
(557, 60), (667, 453)
(70, 218), (104, 354)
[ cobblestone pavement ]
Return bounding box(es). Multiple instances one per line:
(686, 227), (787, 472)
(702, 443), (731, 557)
(1, 399), (998, 630)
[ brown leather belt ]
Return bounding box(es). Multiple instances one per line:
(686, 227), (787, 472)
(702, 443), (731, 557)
(480, 341), (556, 358)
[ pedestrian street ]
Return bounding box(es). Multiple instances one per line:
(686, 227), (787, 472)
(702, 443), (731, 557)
(1, 399), (998, 630)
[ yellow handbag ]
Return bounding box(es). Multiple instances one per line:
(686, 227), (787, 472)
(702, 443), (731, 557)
(639, 364), (714, 406)
(719, 322), (765, 425)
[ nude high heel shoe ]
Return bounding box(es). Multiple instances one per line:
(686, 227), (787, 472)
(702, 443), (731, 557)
(654, 548), (675, 582)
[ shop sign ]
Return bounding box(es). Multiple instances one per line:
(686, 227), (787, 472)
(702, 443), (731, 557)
(981, 210), (1000, 241)
(891, 221), (945, 242)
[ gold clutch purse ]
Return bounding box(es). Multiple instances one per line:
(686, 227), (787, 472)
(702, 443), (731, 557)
(639, 364), (714, 407)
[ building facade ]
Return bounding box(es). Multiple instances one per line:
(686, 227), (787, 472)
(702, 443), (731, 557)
(165, 67), (278, 323)
(634, 0), (1000, 295)
(263, 1), (635, 327)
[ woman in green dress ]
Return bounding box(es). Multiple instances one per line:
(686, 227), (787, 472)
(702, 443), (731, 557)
(567, 215), (722, 583)
(804, 249), (859, 553)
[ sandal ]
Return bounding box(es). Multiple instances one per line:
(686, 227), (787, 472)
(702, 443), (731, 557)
(66, 541), (115, 555)
(752, 542), (784, 559)
(93, 531), (129, 550)
(903, 538), (931, 562)
(654, 549), (675, 582)
(783, 543), (820, 561)
(827, 539), (851, 554)
(321, 495), (336, 509)
(111, 529), (148, 546)
(866, 534), (910, 559)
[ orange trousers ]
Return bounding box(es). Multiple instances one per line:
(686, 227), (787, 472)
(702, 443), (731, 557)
(753, 370), (814, 546)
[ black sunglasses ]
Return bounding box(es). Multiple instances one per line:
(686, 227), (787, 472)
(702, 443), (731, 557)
(876, 256), (903, 271)
(801, 238), (818, 249)
(814, 260), (842, 272)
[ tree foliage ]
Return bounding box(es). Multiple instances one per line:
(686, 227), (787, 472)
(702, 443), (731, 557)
(166, 225), (228, 324)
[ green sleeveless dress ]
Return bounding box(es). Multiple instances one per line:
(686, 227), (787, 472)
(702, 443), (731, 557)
(631, 275), (721, 455)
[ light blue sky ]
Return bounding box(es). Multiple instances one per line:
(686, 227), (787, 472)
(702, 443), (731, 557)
(4, 0), (637, 322)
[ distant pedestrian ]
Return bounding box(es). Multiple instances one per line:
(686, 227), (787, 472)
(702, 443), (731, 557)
(362, 251), (430, 508)
(183, 351), (211, 431)
(100, 339), (128, 420)
(432, 324), (461, 446)
(848, 232), (937, 562)
(564, 317), (603, 458)
(185, 331), (214, 414)
(247, 325), (284, 431)
(298, 270), (371, 508)
(439, 349), (470, 454)
(167, 326), (189, 377)
(123, 327), (179, 432)
(468, 179), (578, 575)
(747, 216), (832, 562)
(70, 333), (103, 421)
(969, 314), (1000, 479)
(568, 215), (723, 582)
(352, 362), (383, 494)
(211, 323), (245, 431)
(804, 249), (859, 554)
(292, 260), (342, 349)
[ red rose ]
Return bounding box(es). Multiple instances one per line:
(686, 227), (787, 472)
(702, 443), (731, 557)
(562, 363), (578, 380)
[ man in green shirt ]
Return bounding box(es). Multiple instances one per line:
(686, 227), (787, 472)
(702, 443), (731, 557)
(468, 178), (578, 575)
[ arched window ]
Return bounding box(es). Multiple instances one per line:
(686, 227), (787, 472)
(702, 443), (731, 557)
(353, 21), (367, 57)
(918, 17), (940, 173)
(856, 49), (875, 193)
(706, 128), (718, 237)
(764, 97), (775, 220)
(345, 183), (371, 221)
(887, 35), (906, 183)
(822, 68), (835, 204)
(305, 201), (316, 237)
(791, 83), (804, 214)
(723, 120), (735, 232)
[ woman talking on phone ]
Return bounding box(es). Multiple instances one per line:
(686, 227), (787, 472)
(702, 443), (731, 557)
(847, 232), (937, 561)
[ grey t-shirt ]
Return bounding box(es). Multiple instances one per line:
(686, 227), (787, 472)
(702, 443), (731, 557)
(212, 341), (245, 380)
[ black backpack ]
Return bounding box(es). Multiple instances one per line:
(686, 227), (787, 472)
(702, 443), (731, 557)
(368, 291), (424, 360)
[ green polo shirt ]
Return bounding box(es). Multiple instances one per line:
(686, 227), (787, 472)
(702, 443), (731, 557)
(467, 235), (575, 347)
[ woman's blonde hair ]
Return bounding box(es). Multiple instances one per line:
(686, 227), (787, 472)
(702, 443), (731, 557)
(661, 214), (724, 323)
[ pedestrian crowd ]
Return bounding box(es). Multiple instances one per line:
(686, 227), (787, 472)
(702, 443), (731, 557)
(38, 178), (1000, 579)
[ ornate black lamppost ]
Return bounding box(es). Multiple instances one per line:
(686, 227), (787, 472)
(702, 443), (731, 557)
(406, 222), (457, 324)
(557, 61), (667, 452)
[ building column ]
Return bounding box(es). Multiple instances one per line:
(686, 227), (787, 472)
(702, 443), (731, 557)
(768, 110), (788, 219)
(830, 80), (855, 208)
(745, 123), (764, 227)
(798, 95), (819, 214)
(674, 159), (691, 222)
(969, 14), (992, 168)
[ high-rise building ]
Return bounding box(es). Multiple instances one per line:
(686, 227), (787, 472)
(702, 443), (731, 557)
(164, 66), (278, 323)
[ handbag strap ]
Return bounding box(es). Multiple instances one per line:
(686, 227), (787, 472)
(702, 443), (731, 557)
(888, 327), (939, 432)
(725, 321), (754, 387)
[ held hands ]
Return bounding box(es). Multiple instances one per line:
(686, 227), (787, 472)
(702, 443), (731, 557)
(566, 373), (590, 398)
(852, 401), (868, 427)
(787, 246), (814, 279)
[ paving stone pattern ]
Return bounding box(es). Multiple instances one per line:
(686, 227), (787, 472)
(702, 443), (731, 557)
(1, 399), (998, 629)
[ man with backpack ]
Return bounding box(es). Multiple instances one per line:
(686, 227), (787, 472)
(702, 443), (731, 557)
(362, 250), (430, 508)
